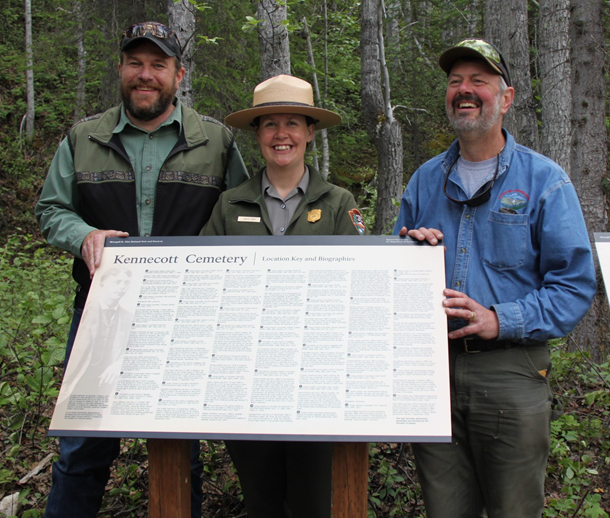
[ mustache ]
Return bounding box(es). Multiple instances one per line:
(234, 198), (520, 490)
(452, 94), (482, 108)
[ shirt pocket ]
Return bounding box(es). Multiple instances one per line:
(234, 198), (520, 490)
(482, 210), (529, 270)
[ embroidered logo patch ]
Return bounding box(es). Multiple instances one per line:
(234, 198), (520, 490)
(308, 209), (322, 223)
(499, 189), (529, 211)
(349, 209), (365, 235)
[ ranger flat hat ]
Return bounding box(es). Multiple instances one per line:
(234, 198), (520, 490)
(225, 75), (342, 131)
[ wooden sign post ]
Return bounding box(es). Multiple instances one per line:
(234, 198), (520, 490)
(332, 442), (369, 518)
(148, 439), (191, 518)
(147, 440), (369, 518)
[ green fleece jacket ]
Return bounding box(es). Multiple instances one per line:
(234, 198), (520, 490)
(36, 102), (248, 297)
(201, 167), (366, 236)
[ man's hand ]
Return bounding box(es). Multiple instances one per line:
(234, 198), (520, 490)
(81, 229), (129, 278)
(443, 288), (499, 340)
(397, 226), (444, 246)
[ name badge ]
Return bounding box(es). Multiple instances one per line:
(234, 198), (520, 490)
(237, 216), (261, 223)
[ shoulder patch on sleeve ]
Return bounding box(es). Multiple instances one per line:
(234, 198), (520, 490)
(349, 209), (366, 235)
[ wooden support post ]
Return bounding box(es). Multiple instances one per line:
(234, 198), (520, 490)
(148, 439), (191, 518)
(146, 439), (368, 517)
(331, 442), (369, 518)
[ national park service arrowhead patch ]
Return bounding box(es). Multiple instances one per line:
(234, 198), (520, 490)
(349, 209), (365, 235)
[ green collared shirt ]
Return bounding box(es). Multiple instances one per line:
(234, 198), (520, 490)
(114, 104), (182, 237)
(37, 102), (184, 258)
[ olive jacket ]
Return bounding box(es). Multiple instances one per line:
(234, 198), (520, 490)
(201, 167), (366, 236)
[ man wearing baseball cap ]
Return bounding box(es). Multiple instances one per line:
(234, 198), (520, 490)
(37, 21), (248, 518)
(394, 39), (595, 517)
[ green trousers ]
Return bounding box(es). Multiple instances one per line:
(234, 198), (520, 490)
(413, 343), (553, 518)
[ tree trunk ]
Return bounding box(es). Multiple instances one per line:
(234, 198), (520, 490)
(323, 0), (328, 102)
(257, 0), (291, 80)
(98, 0), (120, 110)
(569, 0), (609, 361)
(74, 0), (86, 123)
(302, 17), (330, 179)
(485, 0), (538, 150)
(168, 0), (196, 108)
(385, 0), (401, 74)
(361, 0), (403, 235)
(539, 0), (571, 173)
(440, 0), (479, 43)
(24, 0), (34, 143)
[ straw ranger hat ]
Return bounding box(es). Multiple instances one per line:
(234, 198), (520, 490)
(224, 75), (342, 131)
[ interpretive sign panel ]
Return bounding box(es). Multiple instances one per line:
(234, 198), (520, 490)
(595, 233), (610, 303)
(49, 235), (451, 443)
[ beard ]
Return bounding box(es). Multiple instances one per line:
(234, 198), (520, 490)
(120, 81), (176, 122)
(446, 92), (503, 135)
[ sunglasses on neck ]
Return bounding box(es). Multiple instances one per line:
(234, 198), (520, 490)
(443, 153), (500, 207)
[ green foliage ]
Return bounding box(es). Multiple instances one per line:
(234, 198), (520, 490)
(0, 233), (73, 479)
(1, 1), (610, 515)
(368, 443), (424, 517)
(545, 346), (610, 517)
(1, 241), (610, 516)
(242, 15), (263, 32)
(356, 179), (378, 231)
(102, 440), (146, 513)
(185, 0), (211, 13)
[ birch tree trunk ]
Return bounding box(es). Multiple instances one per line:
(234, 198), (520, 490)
(74, 0), (86, 123)
(539, 0), (571, 173)
(168, 0), (196, 108)
(257, 0), (291, 81)
(569, 0), (609, 361)
(385, 0), (401, 74)
(323, 0), (328, 103)
(302, 17), (330, 178)
(24, 0), (34, 143)
(485, 0), (538, 150)
(361, 0), (403, 235)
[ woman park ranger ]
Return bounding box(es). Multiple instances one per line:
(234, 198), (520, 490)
(201, 74), (366, 518)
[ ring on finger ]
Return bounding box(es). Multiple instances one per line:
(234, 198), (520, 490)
(469, 311), (476, 322)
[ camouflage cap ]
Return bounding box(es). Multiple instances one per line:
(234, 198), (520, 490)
(439, 39), (511, 87)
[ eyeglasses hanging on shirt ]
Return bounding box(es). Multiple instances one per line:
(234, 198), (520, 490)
(442, 152), (500, 207)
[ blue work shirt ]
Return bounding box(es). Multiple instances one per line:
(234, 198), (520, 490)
(393, 130), (596, 343)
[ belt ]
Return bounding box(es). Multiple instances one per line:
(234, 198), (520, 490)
(449, 337), (517, 354)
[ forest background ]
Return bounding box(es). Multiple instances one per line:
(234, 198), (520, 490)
(1, 0), (610, 516)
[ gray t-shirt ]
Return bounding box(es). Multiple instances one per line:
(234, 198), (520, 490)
(456, 155), (497, 198)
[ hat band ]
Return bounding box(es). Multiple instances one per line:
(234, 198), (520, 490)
(253, 101), (316, 109)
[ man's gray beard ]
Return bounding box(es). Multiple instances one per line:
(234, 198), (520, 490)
(121, 86), (176, 122)
(447, 95), (503, 135)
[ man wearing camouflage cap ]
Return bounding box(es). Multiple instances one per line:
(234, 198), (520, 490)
(394, 39), (596, 517)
